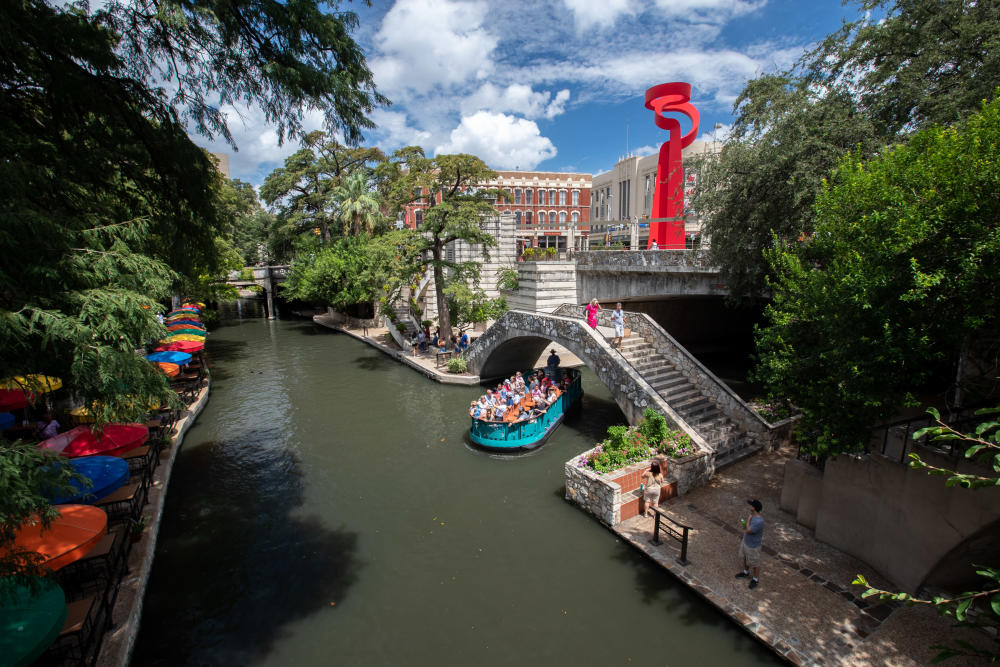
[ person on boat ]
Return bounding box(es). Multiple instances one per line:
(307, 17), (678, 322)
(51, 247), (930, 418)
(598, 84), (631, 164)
(640, 461), (665, 517)
(585, 298), (601, 329)
(469, 401), (479, 417)
(494, 403), (508, 420)
(546, 349), (560, 380)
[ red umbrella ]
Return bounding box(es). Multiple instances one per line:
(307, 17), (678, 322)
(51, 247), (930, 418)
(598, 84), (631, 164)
(0, 389), (29, 411)
(43, 423), (149, 458)
(154, 341), (204, 353)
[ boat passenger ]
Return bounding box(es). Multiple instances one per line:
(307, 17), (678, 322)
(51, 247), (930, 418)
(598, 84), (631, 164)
(494, 403), (507, 420)
(469, 401), (478, 417)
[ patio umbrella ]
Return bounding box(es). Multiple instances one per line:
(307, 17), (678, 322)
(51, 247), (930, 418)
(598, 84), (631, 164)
(160, 334), (204, 344)
(165, 317), (201, 326)
(0, 412), (15, 431)
(154, 362), (180, 378)
(146, 351), (192, 365)
(42, 456), (129, 505)
(61, 423), (149, 458)
(38, 426), (91, 454)
(2, 505), (107, 571)
(0, 375), (62, 393)
(166, 328), (206, 337)
(0, 391), (28, 411)
(0, 579), (67, 667)
(155, 341), (204, 354)
(167, 323), (205, 332)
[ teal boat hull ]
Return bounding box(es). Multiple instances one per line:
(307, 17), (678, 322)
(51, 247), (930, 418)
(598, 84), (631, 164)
(469, 369), (583, 452)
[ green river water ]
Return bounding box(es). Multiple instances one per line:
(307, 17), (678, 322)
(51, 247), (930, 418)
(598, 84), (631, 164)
(132, 303), (778, 666)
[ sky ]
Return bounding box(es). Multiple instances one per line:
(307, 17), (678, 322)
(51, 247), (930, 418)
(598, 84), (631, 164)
(196, 0), (859, 186)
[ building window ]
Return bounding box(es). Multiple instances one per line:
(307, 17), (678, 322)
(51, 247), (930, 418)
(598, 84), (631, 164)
(559, 211), (567, 226)
(559, 190), (566, 205)
(514, 189), (522, 205)
(550, 211), (558, 227)
(415, 209), (423, 227)
(571, 211), (579, 224)
(549, 189), (557, 205)
(539, 189), (547, 206)
(525, 189), (533, 205)
(539, 212), (546, 225)
(644, 175), (652, 215)
(572, 190), (579, 206)
(526, 211), (533, 225)
(515, 211), (522, 225)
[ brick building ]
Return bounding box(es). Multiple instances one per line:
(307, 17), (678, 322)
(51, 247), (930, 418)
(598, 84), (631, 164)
(402, 170), (592, 254)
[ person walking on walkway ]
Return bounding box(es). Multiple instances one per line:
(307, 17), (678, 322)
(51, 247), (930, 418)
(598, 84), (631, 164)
(584, 299), (600, 329)
(736, 499), (764, 589)
(610, 302), (626, 350)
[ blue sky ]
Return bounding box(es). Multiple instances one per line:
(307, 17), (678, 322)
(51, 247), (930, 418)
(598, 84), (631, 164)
(198, 0), (859, 186)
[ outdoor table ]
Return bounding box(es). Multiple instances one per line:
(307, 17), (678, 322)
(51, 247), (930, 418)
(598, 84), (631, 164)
(146, 351), (192, 365)
(3, 505), (107, 572)
(0, 579), (67, 667)
(44, 456), (129, 505)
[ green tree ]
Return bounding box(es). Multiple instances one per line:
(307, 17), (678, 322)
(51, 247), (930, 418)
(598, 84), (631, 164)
(444, 282), (507, 333)
(754, 97), (1000, 457)
(332, 170), (384, 237)
(694, 0), (1000, 302)
(282, 230), (422, 311)
(261, 132), (385, 243)
(377, 148), (502, 340)
(218, 178), (274, 265)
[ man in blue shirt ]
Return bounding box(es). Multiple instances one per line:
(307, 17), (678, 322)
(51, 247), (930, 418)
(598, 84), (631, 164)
(736, 499), (765, 589)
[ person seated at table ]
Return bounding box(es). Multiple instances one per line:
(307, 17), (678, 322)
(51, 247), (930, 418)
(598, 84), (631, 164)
(35, 413), (60, 439)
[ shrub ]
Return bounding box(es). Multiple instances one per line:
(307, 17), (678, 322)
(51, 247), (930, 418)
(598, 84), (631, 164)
(522, 247), (536, 261)
(578, 409), (699, 472)
(546, 246), (557, 258)
(447, 356), (468, 373)
(395, 323), (407, 333)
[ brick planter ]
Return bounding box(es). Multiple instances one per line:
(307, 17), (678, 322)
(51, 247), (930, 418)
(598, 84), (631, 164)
(565, 448), (712, 526)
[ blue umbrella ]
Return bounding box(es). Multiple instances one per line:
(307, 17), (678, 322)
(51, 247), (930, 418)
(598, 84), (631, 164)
(146, 351), (193, 365)
(43, 456), (129, 504)
(0, 412), (14, 431)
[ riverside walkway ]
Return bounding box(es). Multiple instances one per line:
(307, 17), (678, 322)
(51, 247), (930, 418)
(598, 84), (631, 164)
(313, 312), (980, 665)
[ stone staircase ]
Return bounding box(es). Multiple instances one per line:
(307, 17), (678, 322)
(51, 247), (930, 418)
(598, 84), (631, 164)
(617, 336), (759, 470)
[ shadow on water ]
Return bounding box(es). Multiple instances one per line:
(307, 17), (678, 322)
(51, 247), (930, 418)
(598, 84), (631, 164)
(132, 428), (362, 666)
(351, 353), (396, 372)
(205, 339), (250, 364)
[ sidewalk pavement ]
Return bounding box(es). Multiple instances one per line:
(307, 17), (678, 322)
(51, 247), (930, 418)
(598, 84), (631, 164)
(313, 313), (584, 385)
(615, 445), (987, 666)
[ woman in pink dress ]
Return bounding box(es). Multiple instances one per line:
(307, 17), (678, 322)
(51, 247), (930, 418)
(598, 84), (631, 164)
(585, 299), (601, 329)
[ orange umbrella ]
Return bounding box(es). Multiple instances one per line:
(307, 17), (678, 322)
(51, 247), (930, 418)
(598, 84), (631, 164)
(155, 362), (180, 377)
(167, 323), (205, 332)
(4, 505), (107, 571)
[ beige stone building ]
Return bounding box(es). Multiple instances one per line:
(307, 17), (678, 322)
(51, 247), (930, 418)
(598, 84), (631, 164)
(590, 141), (718, 249)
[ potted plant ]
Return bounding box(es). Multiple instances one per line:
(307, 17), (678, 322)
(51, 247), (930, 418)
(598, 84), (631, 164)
(130, 516), (147, 543)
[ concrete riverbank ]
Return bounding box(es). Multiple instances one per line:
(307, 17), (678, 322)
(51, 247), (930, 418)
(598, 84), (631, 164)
(96, 381), (211, 667)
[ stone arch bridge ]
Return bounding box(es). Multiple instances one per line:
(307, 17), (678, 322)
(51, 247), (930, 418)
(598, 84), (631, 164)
(464, 307), (785, 491)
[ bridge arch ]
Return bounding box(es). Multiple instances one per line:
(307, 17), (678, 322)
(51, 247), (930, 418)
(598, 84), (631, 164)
(464, 311), (706, 446)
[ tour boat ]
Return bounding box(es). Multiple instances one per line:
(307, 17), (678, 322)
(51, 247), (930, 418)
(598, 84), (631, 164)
(469, 368), (583, 452)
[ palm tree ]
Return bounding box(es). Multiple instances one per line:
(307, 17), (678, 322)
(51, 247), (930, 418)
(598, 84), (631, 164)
(332, 170), (382, 237)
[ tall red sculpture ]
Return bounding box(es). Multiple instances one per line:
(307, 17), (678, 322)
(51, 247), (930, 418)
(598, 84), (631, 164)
(645, 82), (699, 249)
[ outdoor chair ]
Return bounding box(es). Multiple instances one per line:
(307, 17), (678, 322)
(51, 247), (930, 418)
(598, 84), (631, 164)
(95, 482), (145, 527)
(36, 594), (107, 667)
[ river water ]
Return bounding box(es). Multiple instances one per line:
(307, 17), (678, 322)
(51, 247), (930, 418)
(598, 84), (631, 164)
(132, 303), (777, 666)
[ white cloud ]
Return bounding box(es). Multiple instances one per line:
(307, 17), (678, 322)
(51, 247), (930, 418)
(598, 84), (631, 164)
(650, 0), (766, 19)
(697, 122), (732, 143)
(370, 0), (498, 95)
(194, 103), (326, 183)
(632, 145), (660, 157)
(460, 84), (571, 120)
(562, 0), (635, 31)
(434, 111), (557, 170)
(370, 109), (434, 150)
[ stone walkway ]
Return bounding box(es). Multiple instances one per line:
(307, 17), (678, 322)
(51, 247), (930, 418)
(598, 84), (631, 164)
(312, 313), (584, 384)
(614, 446), (987, 665)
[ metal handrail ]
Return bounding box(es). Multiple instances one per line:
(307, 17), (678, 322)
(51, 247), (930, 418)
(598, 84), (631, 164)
(650, 507), (692, 565)
(868, 407), (985, 463)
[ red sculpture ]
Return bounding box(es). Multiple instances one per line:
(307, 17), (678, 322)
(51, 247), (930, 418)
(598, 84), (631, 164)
(645, 82), (699, 249)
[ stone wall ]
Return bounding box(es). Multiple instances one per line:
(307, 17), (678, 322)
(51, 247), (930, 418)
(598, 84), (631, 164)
(505, 260), (577, 312)
(780, 452), (1000, 592)
(575, 249), (727, 302)
(565, 449), (714, 526)
(325, 307), (384, 330)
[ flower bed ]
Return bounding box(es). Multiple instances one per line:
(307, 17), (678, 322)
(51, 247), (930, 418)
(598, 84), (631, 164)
(576, 408), (698, 473)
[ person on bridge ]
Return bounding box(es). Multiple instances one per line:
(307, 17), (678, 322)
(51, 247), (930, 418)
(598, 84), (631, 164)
(585, 299), (601, 329)
(610, 302), (626, 350)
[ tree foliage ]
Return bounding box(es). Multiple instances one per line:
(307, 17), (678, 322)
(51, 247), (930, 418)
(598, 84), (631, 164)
(377, 148), (502, 339)
(753, 97), (1000, 457)
(261, 131), (385, 244)
(694, 0), (1000, 302)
